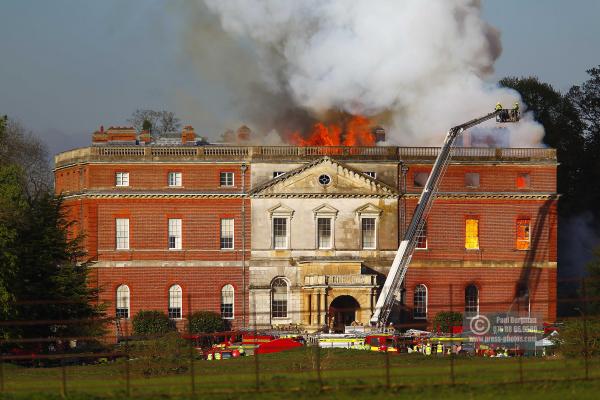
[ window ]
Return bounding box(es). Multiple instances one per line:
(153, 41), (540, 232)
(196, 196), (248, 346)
(168, 172), (182, 187)
(465, 218), (479, 250)
(516, 173), (530, 189)
(361, 217), (376, 249)
(272, 217), (288, 249)
(220, 172), (234, 187)
(465, 285), (479, 316)
(465, 172), (480, 188)
(220, 218), (234, 249)
(168, 218), (182, 250)
(413, 284), (427, 319)
(221, 284), (234, 319)
(414, 172), (429, 187)
(317, 217), (332, 249)
(416, 222), (427, 249)
(364, 171), (376, 179)
(516, 219), (531, 250)
(168, 285), (182, 319)
(318, 174), (331, 186)
(115, 172), (129, 187)
(116, 218), (129, 250)
(273, 171), (285, 179)
(271, 278), (288, 318)
(116, 285), (130, 319)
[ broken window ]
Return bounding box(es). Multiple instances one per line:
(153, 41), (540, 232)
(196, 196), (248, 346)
(465, 218), (479, 249)
(416, 222), (427, 249)
(465, 172), (480, 188)
(516, 219), (531, 250)
(516, 173), (530, 189)
(414, 172), (429, 187)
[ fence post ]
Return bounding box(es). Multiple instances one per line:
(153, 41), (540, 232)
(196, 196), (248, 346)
(0, 353), (5, 394)
(449, 284), (455, 386)
(124, 322), (131, 398)
(518, 354), (524, 384)
(187, 294), (196, 397)
(254, 331), (260, 391)
(581, 278), (589, 380)
(61, 359), (67, 398)
(315, 343), (322, 391)
(385, 349), (390, 389)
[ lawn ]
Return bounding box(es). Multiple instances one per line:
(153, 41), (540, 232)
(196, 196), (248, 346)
(1, 348), (599, 399)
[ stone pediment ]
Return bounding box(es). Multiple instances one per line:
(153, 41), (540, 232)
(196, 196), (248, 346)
(355, 203), (383, 217)
(250, 157), (399, 198)
(268, 203), (295, 217)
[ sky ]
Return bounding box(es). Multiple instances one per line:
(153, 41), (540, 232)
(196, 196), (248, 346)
(0, 0), (599, 156)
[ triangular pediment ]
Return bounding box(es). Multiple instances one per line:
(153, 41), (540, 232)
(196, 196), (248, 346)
(268, 203), (295, 216)
(355, 203), (383, 216)
(250, 157), (399, 198)
(312, 203), (339, 216)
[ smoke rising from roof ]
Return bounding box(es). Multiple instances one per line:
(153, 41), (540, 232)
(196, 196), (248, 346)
(182, 0), (544, 146)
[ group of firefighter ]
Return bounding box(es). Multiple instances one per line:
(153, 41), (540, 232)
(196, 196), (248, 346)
(407, 340), (463, 356)
(495, 102), (520, 122)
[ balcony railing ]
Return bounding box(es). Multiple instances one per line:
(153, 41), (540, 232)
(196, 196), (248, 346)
(304, 274), (377, 287)
(55, 145), (557, 168)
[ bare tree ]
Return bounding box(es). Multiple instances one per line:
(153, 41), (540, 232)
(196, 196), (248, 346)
(128, 109), (181, 137)
(0, 117), (52, 197)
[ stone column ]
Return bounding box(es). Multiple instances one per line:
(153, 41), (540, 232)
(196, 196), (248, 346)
(302, 292), (311, 326)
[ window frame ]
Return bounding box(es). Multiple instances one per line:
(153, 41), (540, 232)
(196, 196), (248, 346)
(464, 172), (480, 188)
(516, 218), (531, 250)
(360, 216), (377, 250)
(116, 284), (130, 319)
(464, 284), (479, 317)
(220, 284), (235, 320)
(272, 171), (285, 179)
(415, 222), (428, 250)
(413, 171), (429, 188)
(516, 173), (531, 189)
(220, 171), (235, 187)
(271, 277), (289, 319)
(220, 218), (235, 250)
(272, 216), (289, 249)
(168, 218), (182, 250)
(316, 217), (333, 249)
(413, 284), (428, 320)
(116, 218), (130, 250)
(168, 284), (183, 319)
(364, 171), (377, 179)
(168, 172), (182, 187)
(465, 218), (479, 250)
(115, 172), (130, 187)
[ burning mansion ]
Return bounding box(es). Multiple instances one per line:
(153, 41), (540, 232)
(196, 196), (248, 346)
(54, 125), (558, 334)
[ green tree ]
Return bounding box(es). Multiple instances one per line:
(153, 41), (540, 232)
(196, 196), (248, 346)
(188, 311), (229, 333)
(132, 310), (174, 336)
(584, 245), (600, 316)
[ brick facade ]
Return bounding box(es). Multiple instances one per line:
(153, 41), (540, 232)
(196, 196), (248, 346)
(54, 143), (557, 334)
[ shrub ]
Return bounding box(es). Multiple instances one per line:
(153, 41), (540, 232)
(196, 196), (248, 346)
(433, 311), (463, 333)
(557, 317), (600, 357)
(128, 332), (190, 376)
(188, 311), (229, 333)
(132, 310), (174, 336)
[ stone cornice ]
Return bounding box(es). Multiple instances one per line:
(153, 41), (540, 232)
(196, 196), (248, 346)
(402, 192), (559, 200)
(63, 191), (245, 200)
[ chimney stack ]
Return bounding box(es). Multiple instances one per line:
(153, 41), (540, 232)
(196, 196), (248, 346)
(237, 125), (251, 141)
(181, 125), (197, 144)
(372, 126), (386, 143)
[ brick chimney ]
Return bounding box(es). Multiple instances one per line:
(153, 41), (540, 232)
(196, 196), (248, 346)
(92, 125), (109, 144)
(107, 126), (137, 142)
(181, 125), (197, 144)
(138, 129), (152, 144)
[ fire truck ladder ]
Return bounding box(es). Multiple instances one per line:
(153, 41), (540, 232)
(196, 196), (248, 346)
(370, 107), (520, 327)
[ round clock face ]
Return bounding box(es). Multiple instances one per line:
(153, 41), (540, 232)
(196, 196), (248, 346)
(318, 174), (331, 186)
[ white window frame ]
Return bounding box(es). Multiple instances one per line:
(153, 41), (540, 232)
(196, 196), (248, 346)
(168, 218), (182, 250)
(220, 284), (235, 320)
(116, 218), (129, 250)
(273, 171), (285, 179)
(168, 284), (182, 319)
(316, 217), (333, 249)
(413, 284), (428, 320)
(116, 284), (130, 319)
(168, 172), (182, 187)
(220, 172), (235, 187)
(115, 172), (129, 187)
(271, 277), (289, 319)
(220, 218), (235, 250)
(360, 217), (377, 250)
(272, 216), (290, 249)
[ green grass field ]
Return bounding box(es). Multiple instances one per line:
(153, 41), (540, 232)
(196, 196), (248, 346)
(1, 348), (599, 399)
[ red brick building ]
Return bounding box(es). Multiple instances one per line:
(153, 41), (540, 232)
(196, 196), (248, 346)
(54, 127), (557, 334)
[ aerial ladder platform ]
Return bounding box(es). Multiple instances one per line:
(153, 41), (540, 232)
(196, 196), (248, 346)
(370, 105), (520, 327)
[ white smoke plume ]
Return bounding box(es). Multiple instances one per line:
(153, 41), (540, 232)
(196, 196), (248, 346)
(183, 0), (544, 146)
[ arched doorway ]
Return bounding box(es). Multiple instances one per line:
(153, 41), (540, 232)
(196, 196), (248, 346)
(328, 295), (360, 332)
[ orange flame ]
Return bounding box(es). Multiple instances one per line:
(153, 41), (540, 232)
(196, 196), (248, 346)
(290, 115), (376, 146)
